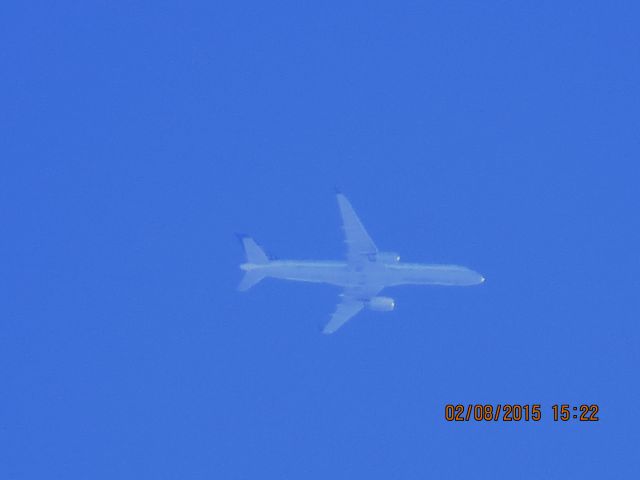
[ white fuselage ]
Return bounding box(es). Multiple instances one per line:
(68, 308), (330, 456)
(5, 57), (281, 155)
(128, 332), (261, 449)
(241, 259), (484, 288)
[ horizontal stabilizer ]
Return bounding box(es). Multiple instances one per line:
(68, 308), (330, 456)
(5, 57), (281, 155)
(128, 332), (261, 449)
(237, 271), (265, 291)
(237, 235), (269, 264)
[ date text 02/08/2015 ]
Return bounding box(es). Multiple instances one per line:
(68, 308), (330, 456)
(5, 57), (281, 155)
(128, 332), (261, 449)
(444, 404), (599, 422)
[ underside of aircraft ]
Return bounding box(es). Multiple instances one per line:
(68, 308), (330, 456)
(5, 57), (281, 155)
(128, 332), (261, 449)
(238, 193), (484, 333)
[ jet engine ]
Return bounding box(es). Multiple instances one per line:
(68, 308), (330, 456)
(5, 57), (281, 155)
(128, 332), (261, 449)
(375, 252), (400, 263)
(367, 296), (395, 311)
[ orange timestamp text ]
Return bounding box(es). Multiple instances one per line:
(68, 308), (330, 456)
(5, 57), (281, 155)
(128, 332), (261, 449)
(444, 404), (600, 422)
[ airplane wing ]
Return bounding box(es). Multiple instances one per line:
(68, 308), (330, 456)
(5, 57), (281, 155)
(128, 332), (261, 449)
(322, 194), (383, 334)
(336, 193), (378, 264)
(322, 284), (384, 334)
(322, 299), (364, 334)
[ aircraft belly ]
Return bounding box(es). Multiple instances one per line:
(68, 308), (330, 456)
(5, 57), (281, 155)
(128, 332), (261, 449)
(388, 264), (484, 286)
(238, 194), (485, 335)
(261, 260), (482, 288)
(265, 262), (351, 286)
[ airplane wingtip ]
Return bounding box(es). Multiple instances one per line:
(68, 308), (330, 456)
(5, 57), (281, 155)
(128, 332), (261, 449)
(318, 319), (333, 335)
(234, 232), (250, 242)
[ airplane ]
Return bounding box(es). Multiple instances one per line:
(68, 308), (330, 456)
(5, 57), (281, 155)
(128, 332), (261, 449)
(237, 193), (484, 334)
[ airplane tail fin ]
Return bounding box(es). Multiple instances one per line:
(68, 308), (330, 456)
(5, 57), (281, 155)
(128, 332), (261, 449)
(237, 235), (269, 291)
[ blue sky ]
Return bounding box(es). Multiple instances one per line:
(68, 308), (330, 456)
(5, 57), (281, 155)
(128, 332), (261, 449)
(2, 1), (639, 478)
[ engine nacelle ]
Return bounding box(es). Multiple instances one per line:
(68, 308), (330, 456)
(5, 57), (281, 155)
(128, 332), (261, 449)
(367, 296), (395, 311)
(374, 251), (400, 263)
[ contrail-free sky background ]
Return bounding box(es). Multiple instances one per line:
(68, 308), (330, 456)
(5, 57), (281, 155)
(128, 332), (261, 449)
(2, 1), (639, 478)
